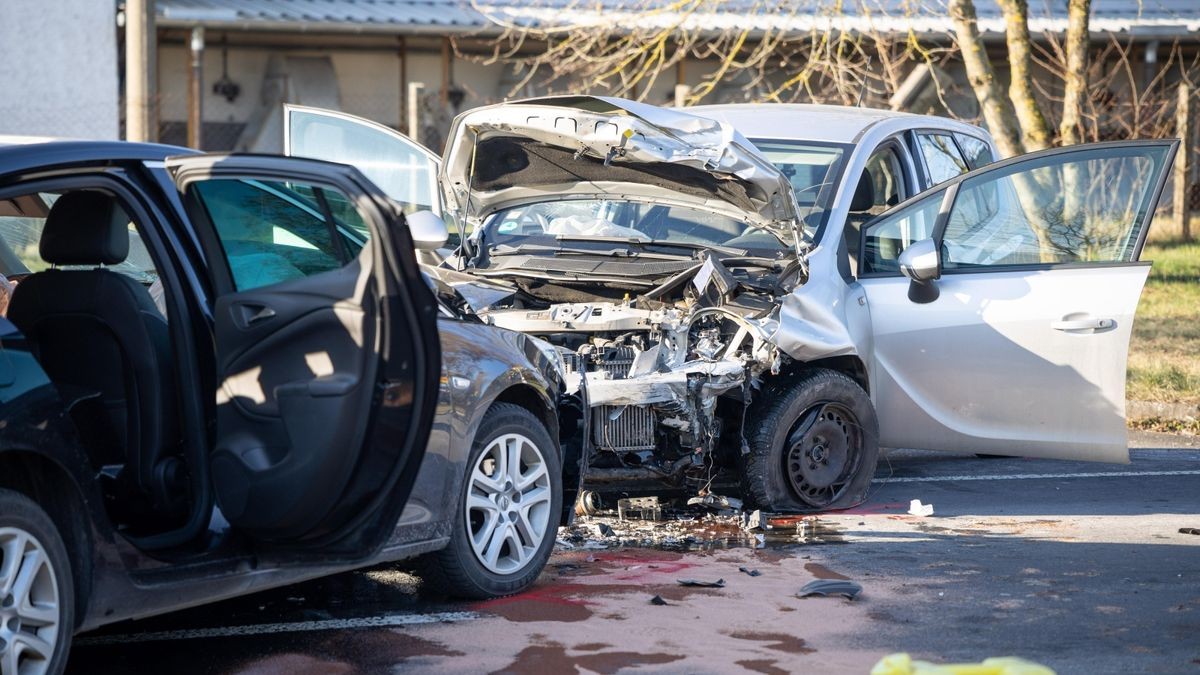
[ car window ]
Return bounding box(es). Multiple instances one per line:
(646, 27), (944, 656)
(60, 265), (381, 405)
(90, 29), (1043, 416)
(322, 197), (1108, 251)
(287, 109), (439, 216)
(190, 178), (371, 291)
(953, 133), (995, 170)
(0, 192), (158, 284)
(941, 145), (1171, 268)
(861, 145), (908, 215)
(484, 199), (781, 251)
(917, 133), (969, 186)
(860, 191), (942, 274)
(750, 140), (848, 239)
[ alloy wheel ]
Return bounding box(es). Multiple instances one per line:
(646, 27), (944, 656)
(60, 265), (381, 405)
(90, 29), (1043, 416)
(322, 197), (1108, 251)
(0, 527), (60, 675)
(465, 433), (554, 575)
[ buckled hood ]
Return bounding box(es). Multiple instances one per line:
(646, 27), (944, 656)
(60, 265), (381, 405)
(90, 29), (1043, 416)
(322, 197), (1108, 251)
(439, 95), (803, 250)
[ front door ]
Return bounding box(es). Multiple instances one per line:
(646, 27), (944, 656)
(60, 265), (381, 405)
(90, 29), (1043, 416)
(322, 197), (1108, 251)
(168, 154), (441, 557)
(857, 140), (1177, 462)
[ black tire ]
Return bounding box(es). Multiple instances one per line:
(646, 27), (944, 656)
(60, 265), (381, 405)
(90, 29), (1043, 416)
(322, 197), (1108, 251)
(0, 488), (75, 675)
(741, 369), (879, 512)
(417, 403), (562, 600)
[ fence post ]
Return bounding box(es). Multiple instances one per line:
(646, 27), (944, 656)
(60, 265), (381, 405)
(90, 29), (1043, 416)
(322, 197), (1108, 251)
(1176, 81), (1192, 242)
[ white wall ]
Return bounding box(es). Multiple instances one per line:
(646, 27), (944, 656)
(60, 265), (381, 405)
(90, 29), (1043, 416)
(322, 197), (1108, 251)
(0, 0), (119, 139)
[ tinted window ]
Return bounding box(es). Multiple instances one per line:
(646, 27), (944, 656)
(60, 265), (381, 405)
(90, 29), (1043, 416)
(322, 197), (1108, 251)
(917, 133), (969, 185)
(191, 179), (369, 291)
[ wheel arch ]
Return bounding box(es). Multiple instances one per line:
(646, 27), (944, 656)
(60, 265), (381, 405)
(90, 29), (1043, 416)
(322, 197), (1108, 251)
(492, 383), (561, 449)
(0, 449), (94, 627)
(777, 355), (870, 394)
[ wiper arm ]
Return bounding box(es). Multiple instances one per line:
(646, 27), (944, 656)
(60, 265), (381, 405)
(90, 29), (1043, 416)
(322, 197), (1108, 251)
(552, 235), (748, 257)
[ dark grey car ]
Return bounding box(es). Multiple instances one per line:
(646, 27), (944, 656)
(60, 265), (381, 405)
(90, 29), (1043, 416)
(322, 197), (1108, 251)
(0, 141), (581, 675)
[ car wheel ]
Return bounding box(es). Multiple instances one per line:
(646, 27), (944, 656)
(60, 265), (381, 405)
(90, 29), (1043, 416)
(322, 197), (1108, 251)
(741, 369), (879, 512)
(0, 489), (74, 675)
(418, 403), (562, 600)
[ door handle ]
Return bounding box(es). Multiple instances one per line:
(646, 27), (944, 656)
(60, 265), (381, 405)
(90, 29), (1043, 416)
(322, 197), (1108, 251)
(1051, 317), (1114, 332)
(236, 303), (276, 327)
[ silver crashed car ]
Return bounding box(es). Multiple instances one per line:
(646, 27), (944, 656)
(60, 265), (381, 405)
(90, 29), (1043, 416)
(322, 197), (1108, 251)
(284, 98), (1177, 512)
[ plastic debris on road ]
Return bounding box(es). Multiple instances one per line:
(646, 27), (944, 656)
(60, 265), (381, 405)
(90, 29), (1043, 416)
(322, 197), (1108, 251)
(871, 653), (1055, 675)
(738, 566), (762, 577)
(797, 578), (862, 600)
(649, 595), (670, 606)
(908, 499), (935, 517)
(676, 578), (725, 588)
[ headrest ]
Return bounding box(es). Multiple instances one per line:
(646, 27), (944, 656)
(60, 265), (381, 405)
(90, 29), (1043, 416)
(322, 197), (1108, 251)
(40, 191), (131, 266)
(849, 172), (875, 212)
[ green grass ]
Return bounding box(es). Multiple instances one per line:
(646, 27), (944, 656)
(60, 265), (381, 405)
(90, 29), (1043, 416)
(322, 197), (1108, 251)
(1127, 241), (1200, 408)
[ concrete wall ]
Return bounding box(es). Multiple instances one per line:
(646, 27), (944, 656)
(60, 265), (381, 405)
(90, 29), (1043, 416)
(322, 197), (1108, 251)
(0, 0), (119, 139)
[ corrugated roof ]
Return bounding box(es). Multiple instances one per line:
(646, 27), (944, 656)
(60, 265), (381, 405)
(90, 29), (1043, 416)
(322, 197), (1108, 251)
(154, 0), (1200, 37)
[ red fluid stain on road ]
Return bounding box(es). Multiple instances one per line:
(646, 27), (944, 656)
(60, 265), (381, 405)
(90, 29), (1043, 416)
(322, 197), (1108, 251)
(490, 642), (684, 674)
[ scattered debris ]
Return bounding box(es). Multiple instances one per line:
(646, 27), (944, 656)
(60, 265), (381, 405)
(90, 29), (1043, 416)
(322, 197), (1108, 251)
(618, 496), (664, 521)
(907, 499), (934, 517)
(575, 491), (603, 517)
(687, 493), (743, 514)
(797, 579), (862, 600)
(555, 537), (576, 549)
(677, 578), (726, 588)
(738, 567), (762, 577)
(650, 595), (670, 606)
(596, 523), (617, 538)
(1179, 527), (1200, 535)
(742, 509), (768, 531)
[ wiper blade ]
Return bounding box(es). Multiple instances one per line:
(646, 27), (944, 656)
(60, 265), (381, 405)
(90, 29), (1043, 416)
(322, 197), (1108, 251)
(552, 235), (748, 257)
(489, 242), (693, 261)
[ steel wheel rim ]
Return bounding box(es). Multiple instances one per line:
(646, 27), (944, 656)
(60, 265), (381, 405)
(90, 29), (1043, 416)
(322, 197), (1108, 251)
(465, 433), (553, 575)
(0, 527), (60, 675)
(784, 403), (863, 508)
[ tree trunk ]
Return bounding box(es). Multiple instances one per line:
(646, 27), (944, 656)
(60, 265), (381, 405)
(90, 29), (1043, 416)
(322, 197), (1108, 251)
(996, 0), (1052, 150)
(949, 0), (1026, 157)
(1059, 0), (1092, 145)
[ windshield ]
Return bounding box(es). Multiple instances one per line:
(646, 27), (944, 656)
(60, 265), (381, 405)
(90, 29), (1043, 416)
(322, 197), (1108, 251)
(750, 139), (849, 240)
(482, 199), (787, 252)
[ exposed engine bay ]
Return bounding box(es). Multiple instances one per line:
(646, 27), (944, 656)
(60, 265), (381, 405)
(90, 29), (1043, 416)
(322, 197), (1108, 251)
(432, 252), (797, 493)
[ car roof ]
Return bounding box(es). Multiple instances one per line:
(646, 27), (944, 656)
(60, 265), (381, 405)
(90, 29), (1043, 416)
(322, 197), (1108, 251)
(0, 140), (195, 179)
(685, 103), (979, 144)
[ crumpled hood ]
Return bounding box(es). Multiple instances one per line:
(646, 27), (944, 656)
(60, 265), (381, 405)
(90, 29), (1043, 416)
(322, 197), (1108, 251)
(439, 95), (802, 249)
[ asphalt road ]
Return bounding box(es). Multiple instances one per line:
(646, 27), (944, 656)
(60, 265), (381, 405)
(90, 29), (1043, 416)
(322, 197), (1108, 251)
(69, 432), (1200, 674)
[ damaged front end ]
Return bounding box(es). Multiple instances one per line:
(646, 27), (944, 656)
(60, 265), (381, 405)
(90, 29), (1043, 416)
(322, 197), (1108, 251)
(471, 254), (790, 492)
(432, 95), (869, 507)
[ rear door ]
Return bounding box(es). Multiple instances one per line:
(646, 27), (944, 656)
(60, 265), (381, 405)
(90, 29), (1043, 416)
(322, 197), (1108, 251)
(167, 154), (440, 558)
(284, 105), (441, 216)
(857, 140), (1177, 463)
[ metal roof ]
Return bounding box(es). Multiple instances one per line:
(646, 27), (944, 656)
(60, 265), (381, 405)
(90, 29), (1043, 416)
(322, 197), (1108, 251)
(154, 0), (1200, 37)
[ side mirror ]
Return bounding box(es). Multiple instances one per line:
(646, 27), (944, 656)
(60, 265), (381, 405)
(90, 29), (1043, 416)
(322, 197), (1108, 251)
(898, 238), (941, 303)
(407, 210), (449, 251)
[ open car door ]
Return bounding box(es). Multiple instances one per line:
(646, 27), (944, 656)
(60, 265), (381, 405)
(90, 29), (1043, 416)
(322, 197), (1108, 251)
(856, 140), (1177, 463)
(167, 154), (440, 559)
(284, 104), (441, 216)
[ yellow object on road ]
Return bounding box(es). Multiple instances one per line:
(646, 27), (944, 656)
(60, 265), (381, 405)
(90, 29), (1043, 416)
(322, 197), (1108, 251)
(871, 653), (1055, 675)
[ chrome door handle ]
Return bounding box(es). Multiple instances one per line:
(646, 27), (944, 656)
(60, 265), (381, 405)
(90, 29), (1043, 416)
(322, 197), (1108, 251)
(1051, 317), (1114, 332)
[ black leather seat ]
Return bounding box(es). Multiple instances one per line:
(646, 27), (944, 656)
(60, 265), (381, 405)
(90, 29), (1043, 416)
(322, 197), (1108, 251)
(9, 191), (179, 511)
(844, 173), (876, 276)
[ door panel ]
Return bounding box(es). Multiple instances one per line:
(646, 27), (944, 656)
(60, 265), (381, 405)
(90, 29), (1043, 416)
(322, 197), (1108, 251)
(861, 264), (1148, 461)
(284, 105), (441, 216)
(859, 140), (1177, 462)
(168, 154), (440, 555)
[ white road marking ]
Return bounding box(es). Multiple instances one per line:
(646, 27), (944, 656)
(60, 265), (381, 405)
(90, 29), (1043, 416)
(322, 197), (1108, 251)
(75, 611), (479, 646)
(874, 469), (1200, 484)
